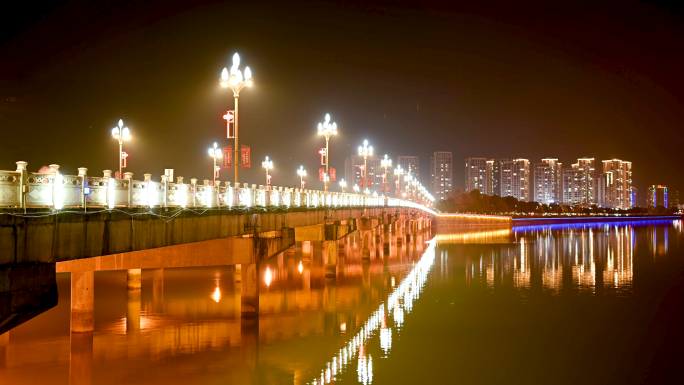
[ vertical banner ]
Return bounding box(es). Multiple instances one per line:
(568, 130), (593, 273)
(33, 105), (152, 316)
(223, 146), (232, 169)
(319, 168), (325, 182)
(367, 179), (372, 189)
(121, 152), (128, 168)
(359, 179), (364, 189)
(330, 168), (336, 182)
(214, 166), (220, 180)
(241, 145), (251, 169)
(319, 148), (326, 165)
(223, 111), (235, 138)
(381, 185), (385, 193)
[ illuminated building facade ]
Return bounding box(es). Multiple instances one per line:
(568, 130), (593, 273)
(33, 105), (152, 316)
(598, 159), (632, 209)
(648, 185), (668, 208)
(563, 166), (583, 204)
(431, 151), (453, 201)
(533, 158), (561, 204)
(465, 157), (488, 195)
(500, 159), (530, 201)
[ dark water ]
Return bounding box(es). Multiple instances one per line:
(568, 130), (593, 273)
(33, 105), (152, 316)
(1, 220), (683, 384)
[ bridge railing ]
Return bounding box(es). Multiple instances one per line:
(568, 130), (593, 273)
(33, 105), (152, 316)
(0, 163), (435, 214)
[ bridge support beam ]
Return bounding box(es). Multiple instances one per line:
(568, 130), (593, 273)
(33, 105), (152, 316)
(70, 271), (94, 333)
(241, 263), (259, 317)
(151, 268), (164, 312)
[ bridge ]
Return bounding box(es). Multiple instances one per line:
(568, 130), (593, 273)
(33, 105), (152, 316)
(0, 161), (441, 333)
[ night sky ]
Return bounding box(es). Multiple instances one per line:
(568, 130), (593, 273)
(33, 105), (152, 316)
(2, 1), (683, 204)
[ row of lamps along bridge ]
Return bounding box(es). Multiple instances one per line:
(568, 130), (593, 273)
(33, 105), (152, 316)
(111, 53), (434, 203)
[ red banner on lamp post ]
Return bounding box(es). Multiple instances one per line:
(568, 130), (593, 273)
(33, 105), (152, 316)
(319, 168), (325, 182)
(223, 146), (232, 169)
(330, 168), (336, 182)
(241, 145), (251, 169)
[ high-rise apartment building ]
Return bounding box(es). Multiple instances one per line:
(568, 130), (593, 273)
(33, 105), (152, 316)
(577, 158), (596, 204)
(344, 154), (384, 195)
(431, 151), (453, 201)
(563, 166), (583, 204)
(397, 156), (419, 181)
(648, 185), (668, 208)
(500, 159), (530, 201)
(486, 160), (501, 196)
(533, 158), (562, 204)
(598, 159), (632, 209)
(465, 158), (488, 195)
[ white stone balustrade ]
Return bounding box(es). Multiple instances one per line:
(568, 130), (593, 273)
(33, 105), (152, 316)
(0, 161), (436, 214)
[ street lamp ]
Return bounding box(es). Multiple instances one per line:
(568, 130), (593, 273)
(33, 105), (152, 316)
(394, 165), (403, 196)
(297, 166), (306, 189)
(405, 174), (413, 200)
(317, 113), (337, 192)
(208, 142), (222, 184)
(339, 179), (347, 193)
(111, 119), (131, 179)
(262, 156), (273, 186)
(381, 154), (391, 196)
(357, 140), (373, 190)
(353, 185), (360, 194)
(220, 53), (254, 184)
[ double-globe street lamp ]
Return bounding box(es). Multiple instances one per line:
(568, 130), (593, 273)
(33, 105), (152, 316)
(297, 166), (306, 189)
(381, 154), (392, 196)
(317, 113), (338, 192)
(339, 179), (347, 193)
(208, 142), (222, 184)
(111, 119), (131, 179)
(262, 156), (273, 186)
(220, 53), (253, 184)
(358, 140), (373, 191)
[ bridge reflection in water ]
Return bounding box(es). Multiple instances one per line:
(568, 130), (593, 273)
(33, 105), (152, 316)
(1, 220), (681, 384)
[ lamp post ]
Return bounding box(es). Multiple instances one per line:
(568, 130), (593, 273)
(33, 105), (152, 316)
(340, 179), (347, 193)
(353, 185), (360, 194)
(381, 154), (391, 196)
(297, 166), (306, 189)
(262, 156), (273, 186)
(111, 119), (131, 179)
(220, 53), (254, 184)
(358, 140), (373, 191)
(394, 165), (403, 196)
(317, 114), (337, 192)
(208, 142), (222, 184)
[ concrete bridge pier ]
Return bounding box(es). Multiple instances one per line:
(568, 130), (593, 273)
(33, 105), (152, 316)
(69, 331), (93, 385)
(241, 263), (259, 317)
(127, 269), (141, 289)
(71, 271), (94, 333)
(322, 241), (338, 278)
(126, 284), (141, 333)
(240, 316), (259, 384)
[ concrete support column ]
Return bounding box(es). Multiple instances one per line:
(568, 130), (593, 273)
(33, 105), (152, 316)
(241, 263), (259, 317)
(302, 241), (311, 261)
(323, 240), (338, 278)
(69, 331), (93, 385)
(126, 269), (141, 289)
(361, 230), (371, 260)
(126, 286), (141, 333)
(71, 271), (94, 333)
(235, 264), (242, 284)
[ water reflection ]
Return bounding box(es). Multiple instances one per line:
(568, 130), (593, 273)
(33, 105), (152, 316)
(2, 219), (682, 384)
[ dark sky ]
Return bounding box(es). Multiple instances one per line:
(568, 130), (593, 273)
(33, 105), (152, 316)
(1, 0), (683, 203)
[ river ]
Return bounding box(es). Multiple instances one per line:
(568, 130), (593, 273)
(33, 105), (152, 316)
(1, 219), (682, 384)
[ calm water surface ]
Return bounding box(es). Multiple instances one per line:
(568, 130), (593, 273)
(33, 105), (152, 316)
(1, 220), (683, 384)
